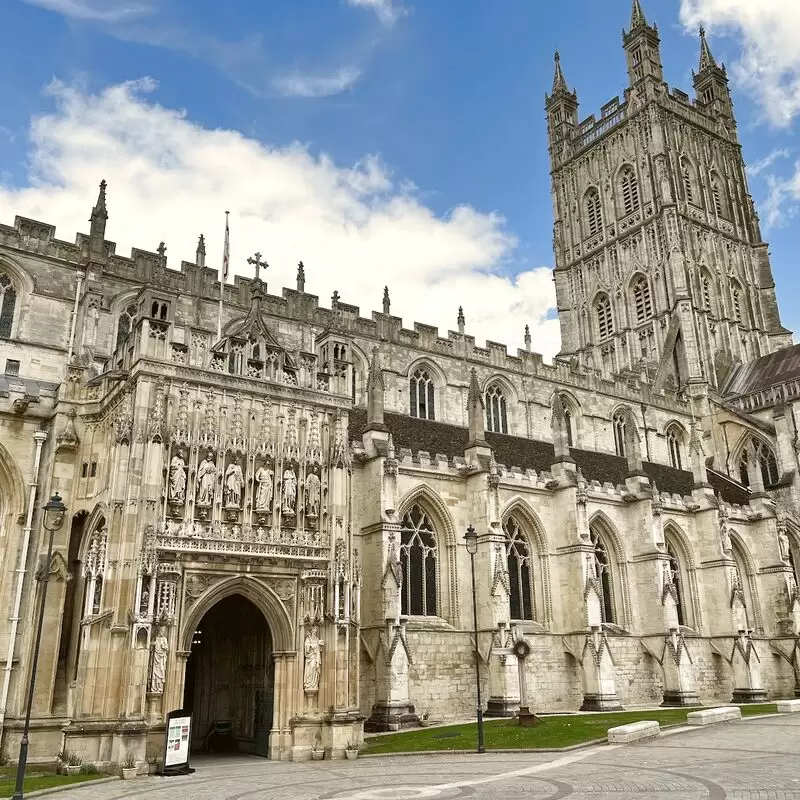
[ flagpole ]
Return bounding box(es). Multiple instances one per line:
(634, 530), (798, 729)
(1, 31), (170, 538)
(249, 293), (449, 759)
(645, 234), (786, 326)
(217, 211), (230, 341)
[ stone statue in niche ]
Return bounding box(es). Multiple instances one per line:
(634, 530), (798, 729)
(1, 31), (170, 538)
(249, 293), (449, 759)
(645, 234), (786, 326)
(149, 628), (169, 694)
(168, 450), (187, 503)
(224, 459), (245, 508)
(303, 624), (323, 693)
(778, 525), (791, 564)
(196, 452), (217, 506)
(720, 524), (732, 556)
(282, 468), (297, 515)
(139, 584), (150, 616)
(254, 464), (274, 511)
(305, 472), (321, 518)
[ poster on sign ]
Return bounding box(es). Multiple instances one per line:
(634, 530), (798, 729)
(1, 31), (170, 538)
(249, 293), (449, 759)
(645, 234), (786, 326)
(161, 708), (194, 776)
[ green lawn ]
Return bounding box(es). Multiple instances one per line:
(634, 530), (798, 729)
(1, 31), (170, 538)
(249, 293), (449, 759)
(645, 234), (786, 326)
(363, 704), (778, 754)
(0, 765), (109, 798)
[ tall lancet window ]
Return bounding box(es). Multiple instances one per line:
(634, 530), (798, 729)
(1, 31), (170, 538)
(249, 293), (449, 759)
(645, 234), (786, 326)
(613, 411), (627, 457)
(409, 369), (436, 420)
(632, 276), (653, 324)
(399, 504), (438, 617)
(485, 384), (508, 434)
(666, 541), (686, 626)
(596, 294), (613, 339)
(620, 167), (640, 215)
(0, 273), (16, 339)
(585, 188), (603, 236)
(503, 517), (534, 621)
(590, 527), (615, 624)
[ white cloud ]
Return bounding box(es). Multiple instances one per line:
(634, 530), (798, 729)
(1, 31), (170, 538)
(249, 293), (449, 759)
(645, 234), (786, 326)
(23, 0), (152, 23)
(747, 148), (790, 178)
(345, 0), (407, 27)
(271, 67), (362, 98)
(0, 78), (559, 358)
(679, 0), (800, 128)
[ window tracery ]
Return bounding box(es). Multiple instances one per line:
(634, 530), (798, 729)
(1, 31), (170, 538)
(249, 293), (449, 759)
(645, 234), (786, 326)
(115, 304), (137, 351)
(596, 294), (613, 340)
(0, 272), (16, 339)
(410, 368), (436, 420)
(590, 526), (615, 624)
(620, 167), (640, 215)
(666, 426), (683, 470)
(632, 276), (653, 324)
(485, 384), (508, 434)
(585, 188), (603, 236)
(399, 504), (438, 616)
(503, 517), (534, 621)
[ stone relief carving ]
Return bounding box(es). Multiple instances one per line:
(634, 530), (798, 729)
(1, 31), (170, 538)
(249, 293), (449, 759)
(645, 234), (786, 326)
(282, 468), (297, 515)
(196, 451), (217, 506)
(254, 464), (274, 511)
(303, 624), (323, 693)
(305, 471), (321, 518)
(168, 451), (187, 503)
(224, 459), (244, 508)
(149, 628), (169, 694)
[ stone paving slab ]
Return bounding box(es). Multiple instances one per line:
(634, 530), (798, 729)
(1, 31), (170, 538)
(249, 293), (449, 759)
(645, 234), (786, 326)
(41, 715), (800, 800)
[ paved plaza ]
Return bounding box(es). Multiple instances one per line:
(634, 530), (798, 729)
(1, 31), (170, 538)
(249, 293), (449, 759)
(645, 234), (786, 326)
(49, 715), (800, 799)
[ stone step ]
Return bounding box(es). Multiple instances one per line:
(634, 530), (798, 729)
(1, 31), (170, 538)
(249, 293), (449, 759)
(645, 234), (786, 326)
(607, 720), (660, 743)
(687, 706), (742, 726)
(776, 699), (800, 713)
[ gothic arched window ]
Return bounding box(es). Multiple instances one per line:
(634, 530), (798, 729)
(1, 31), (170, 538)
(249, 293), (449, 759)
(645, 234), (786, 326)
(563, 407), (574, 447)
(666, 425), (683, 470)
(701, 274), (712, 313)
(596, 294), (613, 339)
(590, 526), (615, 624)
(585, 188), (603, 236)
(666, 541), (686, 626)
(410, 369), (436, 420)
(115, 303), (137, 351)
(503, 517), (534, 621)
(399, 504), (438, 617)
(632, 276), (653, 324)
(485, 384), (508, 434)
(731, 284), (742, 323)
(620, 167), (640, 215)
(0, 272), (17, 339)
(758, 443), (779, 487)
(711, 176), (726, 217)
(613, 410), (627, 457)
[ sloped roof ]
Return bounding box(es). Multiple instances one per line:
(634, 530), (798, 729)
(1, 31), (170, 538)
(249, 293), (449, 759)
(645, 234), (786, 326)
(349, 408), (748, 506)
(722, 343), (800, 398)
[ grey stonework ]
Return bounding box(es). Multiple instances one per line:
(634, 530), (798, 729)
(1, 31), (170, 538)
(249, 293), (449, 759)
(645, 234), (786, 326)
(0, 0), (799, 770)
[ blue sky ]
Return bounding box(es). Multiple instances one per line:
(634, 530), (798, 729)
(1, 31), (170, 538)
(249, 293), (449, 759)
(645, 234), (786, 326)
(0, 0), (798, 358)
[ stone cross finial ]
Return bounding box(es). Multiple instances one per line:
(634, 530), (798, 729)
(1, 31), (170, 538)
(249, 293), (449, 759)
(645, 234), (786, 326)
(247, 252), (268, 281)
(297, 261), (305, 293)
(157, 242), (166, 258)
(383, 286), (390, 314)
(332, 290), (340, 309)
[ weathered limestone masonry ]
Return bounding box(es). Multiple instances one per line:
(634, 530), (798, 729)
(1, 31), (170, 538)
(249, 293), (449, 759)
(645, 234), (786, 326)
(0, 0), (799, 770)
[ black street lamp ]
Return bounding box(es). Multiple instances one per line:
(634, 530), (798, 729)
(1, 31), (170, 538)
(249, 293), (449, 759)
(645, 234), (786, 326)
(464, 524), (485, 755)
(12, 492), (67, 800)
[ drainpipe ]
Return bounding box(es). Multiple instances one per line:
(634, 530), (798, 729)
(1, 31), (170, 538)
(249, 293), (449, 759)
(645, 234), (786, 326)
(0, 429), (48, 743)
(66, 268), (85, 365)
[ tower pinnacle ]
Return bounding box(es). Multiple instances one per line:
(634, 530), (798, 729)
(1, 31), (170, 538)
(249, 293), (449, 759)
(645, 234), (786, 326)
(698, 26), (719, 72)
(88, 179), (108, 259)
(552, 51), (568, 95)
(630, 0), (647, 30)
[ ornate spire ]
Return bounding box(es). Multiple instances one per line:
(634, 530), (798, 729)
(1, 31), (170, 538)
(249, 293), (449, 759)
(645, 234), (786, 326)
(367, 347), (386, 429)
(457, 306), (465, 335)
(297, 261), (305, 293)
(196, 234), (206, 267)
(466, 367), (485, 445)
(552, 51), (569, 95)
(524, 324), (531, 352)
(630, 0), (647, 30)
(382, 286), (390, 315)
(698, 26), (718, 72)
(88, 179), (108, 255)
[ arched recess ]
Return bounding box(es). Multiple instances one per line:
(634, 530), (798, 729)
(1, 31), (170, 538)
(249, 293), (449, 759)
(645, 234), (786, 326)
(663, 521), (702, 631)
(730, 431), (779, 488)
(349, 342), (370, 406)
(397, 483), (459, 622)
(500, 497), (553, 627)
(551, 390), (581, 448)
(0, 255), (35, 340)
(785, 520), (800, 589)
(629, 273), (654, 325)
(588, 511), (632, 630)
(729, 531), (763, 633)
(616, 163), (641, 217)
(664, 420), (688, 471)
(0, 439), (27, 537)
(109, 289), (142, 362)
(180, 574), (294, 653)
(482, 373), (518, 436)
(405, 357), (447, 421)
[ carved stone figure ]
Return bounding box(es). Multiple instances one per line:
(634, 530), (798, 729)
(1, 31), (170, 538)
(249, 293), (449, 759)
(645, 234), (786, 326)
(303, 624), (322, 693)
(224, 459), (244, 508)
(196, 452), (217, 506)
(282, 468), (297, 514)
(254, 464), (274, 511)
(720, 524), (732, 556)
(168, 451), (186, 502)
(778, 526), (791, 563)
(149, 630), (169, 694)
(305, 472), (321, 517)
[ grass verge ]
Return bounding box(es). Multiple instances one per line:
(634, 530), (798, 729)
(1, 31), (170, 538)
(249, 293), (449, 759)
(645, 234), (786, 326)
(0, 765), (109, 798)
(363, 703), (778, 754)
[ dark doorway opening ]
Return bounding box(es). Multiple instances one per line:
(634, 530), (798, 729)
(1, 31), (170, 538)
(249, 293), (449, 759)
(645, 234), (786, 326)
(183, 594), (274, 757)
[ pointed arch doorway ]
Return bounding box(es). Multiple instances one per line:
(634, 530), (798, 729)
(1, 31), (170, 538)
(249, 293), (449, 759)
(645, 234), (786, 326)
(182, 594), (274, 757)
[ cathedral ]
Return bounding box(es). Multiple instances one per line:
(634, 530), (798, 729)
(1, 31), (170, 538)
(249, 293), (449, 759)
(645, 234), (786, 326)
(0, 0), (799, 769)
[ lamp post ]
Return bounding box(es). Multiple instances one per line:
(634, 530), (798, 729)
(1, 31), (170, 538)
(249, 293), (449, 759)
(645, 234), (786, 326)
(463, 524), (485, 754)
(12, 493), (66, 800)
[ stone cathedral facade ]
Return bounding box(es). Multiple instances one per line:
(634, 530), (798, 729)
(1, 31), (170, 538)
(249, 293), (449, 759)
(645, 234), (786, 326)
(0, 0), (799, 769)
